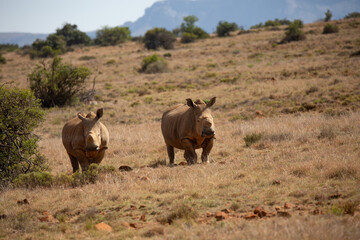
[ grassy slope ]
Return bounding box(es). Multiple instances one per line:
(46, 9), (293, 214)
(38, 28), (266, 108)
(0, 18), (360, 239)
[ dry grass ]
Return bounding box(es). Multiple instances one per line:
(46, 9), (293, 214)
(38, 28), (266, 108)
(1, 18), (360, 239)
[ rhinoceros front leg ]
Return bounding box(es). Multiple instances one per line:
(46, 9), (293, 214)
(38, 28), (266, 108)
(74, 149), (89, 172)
(68, 153), (79, 173)
(166, 144), (175, 165)
(201, 137), (214, 163)
(181, 139), (197, 164)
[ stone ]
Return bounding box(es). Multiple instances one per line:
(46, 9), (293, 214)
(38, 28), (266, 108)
(254, 207), (267, 218)
(95, 222), (112, 232)
(39, 211), (59, 223)
(275, 206), (281, 211)
(244, 213), (258, 220)
(178, 161), (187, 166)
(129, 223), (137, 228)
(215, 211), (228, 221)
(221, 208), (231, 214)
(17, 198), (29, 205)
(284, 203), (295, 209)
(140, 214), (146, 222)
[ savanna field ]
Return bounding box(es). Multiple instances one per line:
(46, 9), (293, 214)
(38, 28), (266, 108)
(1, 18), (360, 239)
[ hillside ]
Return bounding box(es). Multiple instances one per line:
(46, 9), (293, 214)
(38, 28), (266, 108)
(0, 18), (360, 239)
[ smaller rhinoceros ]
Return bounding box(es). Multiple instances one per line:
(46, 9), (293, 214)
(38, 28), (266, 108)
(161, 97), (216, 165)
(62, 108), (109, 172)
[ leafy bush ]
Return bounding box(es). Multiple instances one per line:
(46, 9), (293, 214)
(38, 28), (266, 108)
(0, 86), (46, 184)
(181, 32), (197, 43)
(344, 12), (360, 19)
(13, 172), (54, 188)
(243, 133), (263, 147)
(325, 10), (332, 22)
(323, 24), (339, 34)
(56, 23), (91, 46)
(140, 54), (169, 74)
(94, 26), (131, 46)
(0, 53), (6, 64)
(251, 18), (291, 29)
(281, 19), (305, 43)
(28, 57), (91, 108)
(30, 34), (67, 58)
(144, 28), (176, 50)
(216, 21), (238, 37)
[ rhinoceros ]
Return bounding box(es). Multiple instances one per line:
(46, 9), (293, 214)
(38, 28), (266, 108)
(62, 108), (109, 172)
(161, 97), (216, 165)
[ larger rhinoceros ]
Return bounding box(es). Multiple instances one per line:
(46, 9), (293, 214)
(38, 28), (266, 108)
(62, 108), (109, 172)
(161, 97), (216, 165)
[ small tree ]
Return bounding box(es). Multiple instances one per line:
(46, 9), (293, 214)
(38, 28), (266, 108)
(144, 28), (176, 50)
(325, 10), (332, 22)
(216, 21), (239, 37)
(179, 15), (209, 41)
(56, 23), (91, 46)
(281, 19), (305, 43)
(0, 86), (46, 184)
(180, 15), (199, 33)
(94, 26), (131, 46)
(28, 57), (91, 108)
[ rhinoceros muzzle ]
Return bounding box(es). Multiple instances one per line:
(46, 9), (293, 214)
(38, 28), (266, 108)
(201, 128), (215, 137)
(86, 146), (100, 152)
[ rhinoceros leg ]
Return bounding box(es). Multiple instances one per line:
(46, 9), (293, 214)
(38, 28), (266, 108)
(68, 154), (79, 173)
(182, 139), (197, 164)
(166, 144), (175, 165)
(201, 137), (214, 163)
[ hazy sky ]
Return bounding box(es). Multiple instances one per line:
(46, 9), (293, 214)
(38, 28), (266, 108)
(0, 0), (161, 33)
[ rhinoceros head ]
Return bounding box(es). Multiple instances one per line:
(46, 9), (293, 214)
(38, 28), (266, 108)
(186, 97), (216, 137)
(78, 108), (104, 156)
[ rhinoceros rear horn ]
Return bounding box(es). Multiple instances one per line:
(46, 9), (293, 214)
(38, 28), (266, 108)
(78, 112), (86, 121)
(206, 97), (216, 108)
(96, 108), (104, 119)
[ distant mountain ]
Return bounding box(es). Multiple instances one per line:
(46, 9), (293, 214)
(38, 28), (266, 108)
(123, 0), (360, 36)
(0, 32), (48, 47)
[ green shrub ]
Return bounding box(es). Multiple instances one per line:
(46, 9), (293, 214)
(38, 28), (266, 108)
(0, 87), (46, 184)
(55, 23), (91, 46)
(243, 133), (263, 147)
(28, 56), (91, 108)
(344, 12), (360, 19)
(13, 171), (54, 188)
(181, 32), (197, 43)
(0, 53), (6, 64)
(281, 19), (305, 43)
(216, 21), (238, 37)
(144, 28), (176, 50)
(251, 18), (291, 29)
(30, 34), (67, 58)
(140, 54), (168, 74)
(94, 26), (131, 46)
(325, 10), (332, 22)
(323, 24), (339, 34)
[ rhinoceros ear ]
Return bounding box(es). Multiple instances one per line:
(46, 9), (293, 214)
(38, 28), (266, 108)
(206, 97), (216, 108)
(186, 98), (196, 108)
(78, 112), (86, 121)
(96, 108), (104, 119)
